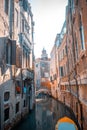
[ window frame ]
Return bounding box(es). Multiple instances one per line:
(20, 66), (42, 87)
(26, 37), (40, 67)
(4, 0), (9, 15)
(4, 107), (9, 121)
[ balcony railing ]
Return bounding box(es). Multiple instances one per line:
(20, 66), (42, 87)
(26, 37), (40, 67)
(19, 33), (31, 49)
(22, 68), (34, 80)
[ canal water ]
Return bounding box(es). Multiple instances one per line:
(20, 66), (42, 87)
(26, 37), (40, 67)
(12, 94), (80, 130)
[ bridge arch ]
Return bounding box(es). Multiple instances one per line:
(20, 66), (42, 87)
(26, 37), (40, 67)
(36, 88), (51, 97)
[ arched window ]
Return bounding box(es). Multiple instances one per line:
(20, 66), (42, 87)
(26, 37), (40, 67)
(4, 92), (10, 101)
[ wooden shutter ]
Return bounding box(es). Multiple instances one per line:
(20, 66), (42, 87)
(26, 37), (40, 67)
(0, 37), (5, 64)
(11, 40), (16, 65)
(16, 46), (22, 68)
(0, 37), (7, 74)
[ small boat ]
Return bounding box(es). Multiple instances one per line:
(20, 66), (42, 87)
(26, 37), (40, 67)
(55, 116), (78, 130)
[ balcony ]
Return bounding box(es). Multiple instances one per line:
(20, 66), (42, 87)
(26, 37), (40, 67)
(22, 68), (34, 80)
(19, 33), (31, 50)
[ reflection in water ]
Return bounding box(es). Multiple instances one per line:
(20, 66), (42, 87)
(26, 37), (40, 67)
(12, 94), (80, 130)
(35, 95), (78, 130)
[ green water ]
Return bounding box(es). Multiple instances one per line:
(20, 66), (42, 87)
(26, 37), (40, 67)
(12, 95), (80, 130)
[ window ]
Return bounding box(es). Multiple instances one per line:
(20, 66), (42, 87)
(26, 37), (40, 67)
(25, 52), (27, 67)
(22, 19), (24, 32)
(15, 81), (21, 94)
(36, 64), (38, 67)
(4, 108), (9, 121)
(80, 25), (85, 50)
(23, 46), (28, 68)
(75, 37), (78, 60)
(79, 14), (85, 50)
(71, 0), (75, 10)
(63, 65), (66, 76)
(23, 0), (27, 11)
(6, 39), (16, 65)
(60, 66), (63, 77)
(25, 23), (29, 34)
(54, 74), (57, 80)
(6, 42), (11, 64)
(50, 76), (52, 81)
(4, 0), (9, 15)
(41, 63), (45, 67)
(15, 9), (18, 27)
(4, 92), (10, 102)
(15, 102), (19, 113)
(23, 100), (26, 107)
(65, 45), (67, 54)
(63, 49), (64, 57)
(66, 63), (68, 75)
(75, 0), (78, 5)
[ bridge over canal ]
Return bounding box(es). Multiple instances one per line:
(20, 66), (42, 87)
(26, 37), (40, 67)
(35, 87), (51, 97)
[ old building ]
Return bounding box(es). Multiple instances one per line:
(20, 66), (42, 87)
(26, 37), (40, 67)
(57, 21), (68, 102)
(0, 0), (35, 130)
(35, 48), (50, 91)
(50, 41), (58, 98)
(50, 22), (67, 100)
(62, 0), (87, 130)
(50, 0), (87, 129)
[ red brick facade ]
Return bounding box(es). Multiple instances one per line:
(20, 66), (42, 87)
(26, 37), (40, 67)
(60, 1), (87, 130)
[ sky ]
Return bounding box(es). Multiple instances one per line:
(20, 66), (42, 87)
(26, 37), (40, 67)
(29, 0), (68, 58)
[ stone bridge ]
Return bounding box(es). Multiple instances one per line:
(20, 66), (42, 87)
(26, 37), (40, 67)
(36, 87), (51, 97)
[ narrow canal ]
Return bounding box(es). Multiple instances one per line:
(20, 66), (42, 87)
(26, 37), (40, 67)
(12, 94), (80, 130)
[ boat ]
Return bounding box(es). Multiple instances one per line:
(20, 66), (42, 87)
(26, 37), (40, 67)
(55, 116), (78, 130)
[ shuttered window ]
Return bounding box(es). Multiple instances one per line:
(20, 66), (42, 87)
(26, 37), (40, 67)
(11, 40), (16, 65)
(16, 46), (22, 68)
(15, 102), (20, 113)
(79, 14), (85, 50)
(4, 0), (9, 15)
(4, 92), (10, 101)
(60, 66), (64, 77)
(4, 108), (9, 121)
(6, 39), (16, 65)
(6, 41), (11, 64)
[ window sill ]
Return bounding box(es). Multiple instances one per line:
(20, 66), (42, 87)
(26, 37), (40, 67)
(4, 119), (10, 125)
(4, 101), (9, 104)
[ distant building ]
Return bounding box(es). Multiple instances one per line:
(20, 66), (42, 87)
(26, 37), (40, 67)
(57, 22), (68, 102)
(50, 43), (58, 99)
(35, 48), (50, 91)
